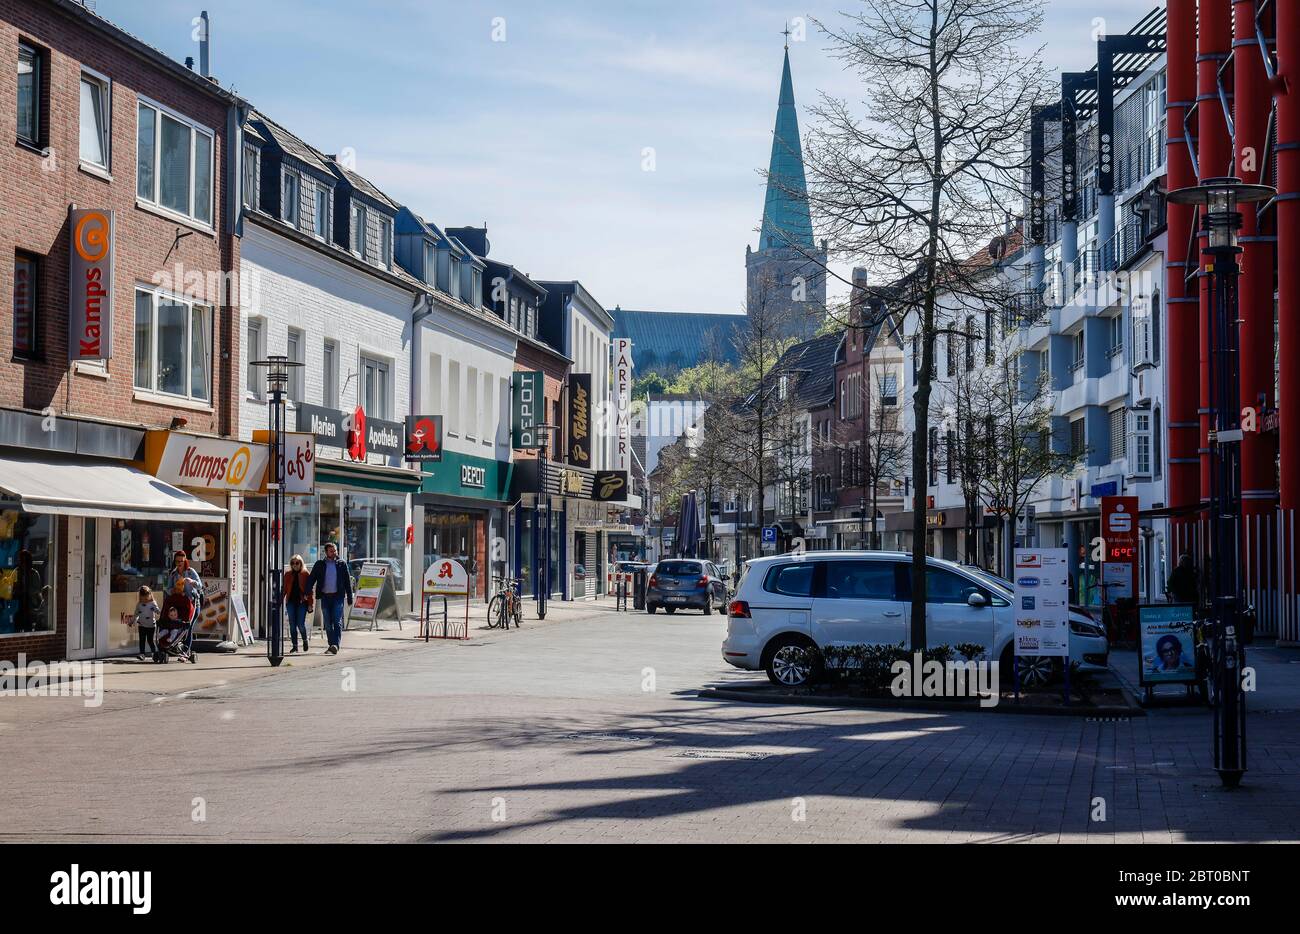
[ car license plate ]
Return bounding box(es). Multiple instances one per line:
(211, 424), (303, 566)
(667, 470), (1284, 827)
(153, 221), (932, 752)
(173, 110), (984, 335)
(667, 595), (686, 602)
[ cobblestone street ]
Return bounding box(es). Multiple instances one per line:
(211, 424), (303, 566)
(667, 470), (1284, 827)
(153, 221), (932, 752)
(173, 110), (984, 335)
(4, 601), (1298, 843)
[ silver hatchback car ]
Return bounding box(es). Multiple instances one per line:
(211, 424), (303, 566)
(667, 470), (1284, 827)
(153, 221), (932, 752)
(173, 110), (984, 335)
(722, 551), (1108, 686)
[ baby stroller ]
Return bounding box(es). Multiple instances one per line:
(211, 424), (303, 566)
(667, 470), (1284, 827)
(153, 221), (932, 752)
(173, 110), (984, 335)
(154, 593), (200, 664)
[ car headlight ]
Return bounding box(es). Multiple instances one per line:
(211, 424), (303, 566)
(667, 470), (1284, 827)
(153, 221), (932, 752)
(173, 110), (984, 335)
(1070, 619), (1104, 638)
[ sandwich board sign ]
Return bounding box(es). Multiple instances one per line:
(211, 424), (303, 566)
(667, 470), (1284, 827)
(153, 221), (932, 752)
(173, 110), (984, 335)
(346, 562), (400, 631)
(421, 558), (470, 640)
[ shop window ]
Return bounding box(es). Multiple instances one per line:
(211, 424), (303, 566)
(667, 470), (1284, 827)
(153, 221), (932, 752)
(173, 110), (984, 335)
(109, 517), (222, 645)
(13, 252), (39, 359)
(343, 492), (406, 591)
(134, 287), (212, 402)
(425, 510), (482, 598)
(0, 507), (55, 634)
(137, 98), (214, 225)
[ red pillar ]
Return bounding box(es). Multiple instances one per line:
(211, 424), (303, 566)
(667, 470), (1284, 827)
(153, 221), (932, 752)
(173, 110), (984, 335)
(1234, 0), (1277, 515)
(1277, 0), (1300, 515)
(1166, 0), (1199, 526)
(1197, 0), (1233, 511)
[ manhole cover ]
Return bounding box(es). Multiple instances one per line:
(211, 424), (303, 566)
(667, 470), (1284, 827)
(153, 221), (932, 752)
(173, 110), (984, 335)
(555, 732), (663, 745)
(672, 749), (771, 761)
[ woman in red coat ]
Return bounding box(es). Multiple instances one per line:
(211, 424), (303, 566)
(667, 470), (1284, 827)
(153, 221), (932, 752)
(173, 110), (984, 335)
(282, 554), (314, 653)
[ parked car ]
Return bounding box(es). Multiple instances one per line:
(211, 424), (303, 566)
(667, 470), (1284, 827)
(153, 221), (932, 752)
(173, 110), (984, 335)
(646, 559), (729, 615)
(722, 551), (1108, 687)
(614, 561), (647, 575)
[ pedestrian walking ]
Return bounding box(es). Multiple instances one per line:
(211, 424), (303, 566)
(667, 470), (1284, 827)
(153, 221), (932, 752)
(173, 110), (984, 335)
(307, 542), (353, 654)
(131, 585), (160, 660)
(1167, 552), (1200, 605)
(283, 554), (314, 654)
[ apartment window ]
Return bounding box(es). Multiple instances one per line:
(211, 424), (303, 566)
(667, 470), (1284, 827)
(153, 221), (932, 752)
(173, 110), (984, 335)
(1107, 314), (1124, 358)
(282, 171), (300, 227)
(1070, 332), (1085, 372)
(241, 143), (259, 210)
(1151, 290), (1162, 364)
(448, 361), (461, 434)
(137, 99), (213, 225)
(79, 71), (110, 169)
(423, 242), (437, 285)
(246, 318), (265, 400)
(471, 269), (482, 308)
(379, 217), (392, 268)
(286, 328), (305, 402)
(946, 334), (957, 377)
(323, 339), (339, 408)
(945, 431), (956, 483)
(1069, 418), (1086, 456)
(17, 43), (43, 147)
(350, 202), (367, 257)
(839, 379), (845, 418)
(928, 428), (939, 485)
(1153, 406), (1163, 478)
(314, 184), (330, 240)
(1109, 407), (1126, 461)
(361, 354), (391, 420)
(13, 252), (39, 359)
(466, 366), (479, 440)
(134, 288), (212, 402)
(1133, 411), (1151, 476)
(450, 257), (461, 300)
(880, 373), (898, 407)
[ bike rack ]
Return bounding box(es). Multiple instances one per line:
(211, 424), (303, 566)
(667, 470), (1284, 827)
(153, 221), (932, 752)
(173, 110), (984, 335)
(420, 593), (469, 641)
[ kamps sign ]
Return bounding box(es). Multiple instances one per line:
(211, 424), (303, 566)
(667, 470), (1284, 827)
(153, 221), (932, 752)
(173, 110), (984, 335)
(69, 208), (114, 361)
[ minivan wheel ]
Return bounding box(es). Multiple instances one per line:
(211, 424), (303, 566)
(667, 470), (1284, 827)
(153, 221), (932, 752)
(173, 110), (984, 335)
(764, 636), (821, 687)
(1000, 647), (1057, 689)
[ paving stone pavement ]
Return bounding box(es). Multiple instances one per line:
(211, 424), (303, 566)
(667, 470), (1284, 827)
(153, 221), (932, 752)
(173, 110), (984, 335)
(3, 600), (1298, 843)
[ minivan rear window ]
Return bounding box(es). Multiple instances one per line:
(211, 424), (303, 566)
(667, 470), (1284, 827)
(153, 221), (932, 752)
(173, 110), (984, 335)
(656, 561), (703, 576)
(763, 563), (814, 597)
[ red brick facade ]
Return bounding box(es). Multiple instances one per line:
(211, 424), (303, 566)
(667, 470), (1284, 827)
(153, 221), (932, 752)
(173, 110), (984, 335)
(0, 0), (239, 436)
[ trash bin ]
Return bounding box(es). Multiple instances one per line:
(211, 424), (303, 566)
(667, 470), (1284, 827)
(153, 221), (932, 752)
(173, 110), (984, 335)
(633, 568), (647, 610)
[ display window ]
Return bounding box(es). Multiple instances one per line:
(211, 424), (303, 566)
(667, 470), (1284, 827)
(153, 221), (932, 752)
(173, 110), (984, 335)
(0, 506), (56, 635)
(424, 510), (483, 597)
(110, 517), (224, 651)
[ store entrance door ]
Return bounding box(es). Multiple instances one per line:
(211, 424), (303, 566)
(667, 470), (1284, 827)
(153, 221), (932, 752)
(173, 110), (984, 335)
(66, 517), (109, 660)
(243, 516), (267, 639)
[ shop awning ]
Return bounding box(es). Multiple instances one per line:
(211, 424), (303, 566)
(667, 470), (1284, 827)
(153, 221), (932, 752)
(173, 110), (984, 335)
(0, 453), (227, 522)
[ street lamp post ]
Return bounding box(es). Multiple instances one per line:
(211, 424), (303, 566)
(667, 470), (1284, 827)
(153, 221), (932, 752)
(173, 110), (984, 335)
(1167, 177), (1274, 788)
(535, 423), (559, 620)
(251, 354), (304, 668)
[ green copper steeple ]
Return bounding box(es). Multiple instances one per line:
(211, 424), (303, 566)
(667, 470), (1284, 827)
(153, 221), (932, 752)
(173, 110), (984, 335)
(758, 47), (814, 252)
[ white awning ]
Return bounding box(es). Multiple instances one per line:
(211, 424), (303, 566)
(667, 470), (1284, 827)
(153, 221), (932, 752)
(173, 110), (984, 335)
(0, 453), (226, 522)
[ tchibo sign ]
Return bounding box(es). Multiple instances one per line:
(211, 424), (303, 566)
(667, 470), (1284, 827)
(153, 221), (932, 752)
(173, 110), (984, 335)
(68, 208), (114, 361)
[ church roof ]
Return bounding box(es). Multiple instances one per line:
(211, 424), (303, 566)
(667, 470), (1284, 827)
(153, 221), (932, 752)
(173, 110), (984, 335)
(758, 49), (815, 253)
(610, 308), (745, 373)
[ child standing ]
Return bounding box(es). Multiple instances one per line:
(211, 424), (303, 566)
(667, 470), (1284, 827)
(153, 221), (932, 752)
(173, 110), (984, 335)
(132, 586), (160, 660)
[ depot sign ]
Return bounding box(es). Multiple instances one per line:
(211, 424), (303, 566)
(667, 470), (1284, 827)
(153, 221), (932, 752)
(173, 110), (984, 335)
(68, 208), (114, 361)
(146, 431), (271, 492)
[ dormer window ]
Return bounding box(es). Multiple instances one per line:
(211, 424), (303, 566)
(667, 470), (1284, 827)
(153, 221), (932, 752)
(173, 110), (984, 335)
(450, 257), (461, 300)
(313, 183), (330, 240)
(378, 217), (392, 269)
(423, 241), (437, 286)
(471, 268), (482, 308)
(282, 170), (299, 226)
(350, 201), (367, 257)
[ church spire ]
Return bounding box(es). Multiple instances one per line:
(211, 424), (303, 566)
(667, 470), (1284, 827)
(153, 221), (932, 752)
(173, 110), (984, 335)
(758, 45), (814, 253)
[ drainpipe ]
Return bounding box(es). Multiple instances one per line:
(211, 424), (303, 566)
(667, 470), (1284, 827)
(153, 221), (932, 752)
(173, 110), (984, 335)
(1166, 0), (1199, 532)
(1233, 0), (1277, 518)
(1197, 0), (1234, 511)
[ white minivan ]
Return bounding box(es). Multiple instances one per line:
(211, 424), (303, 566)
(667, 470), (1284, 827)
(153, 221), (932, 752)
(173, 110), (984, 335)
(721, 551), (1109, 687)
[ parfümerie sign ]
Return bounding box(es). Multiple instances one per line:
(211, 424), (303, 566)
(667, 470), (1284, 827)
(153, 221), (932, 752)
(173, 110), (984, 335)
(68, 208), (114, 361)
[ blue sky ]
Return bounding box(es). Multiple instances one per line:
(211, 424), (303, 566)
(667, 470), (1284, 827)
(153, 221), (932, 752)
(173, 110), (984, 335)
(106, 0), (1157, 314)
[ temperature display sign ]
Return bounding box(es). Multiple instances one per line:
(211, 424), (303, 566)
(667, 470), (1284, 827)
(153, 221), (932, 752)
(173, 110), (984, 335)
(1100, 495), (1139, 605)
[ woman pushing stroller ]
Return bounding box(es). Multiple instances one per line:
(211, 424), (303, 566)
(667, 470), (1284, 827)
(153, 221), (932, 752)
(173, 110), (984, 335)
(154, 551), (203, 664)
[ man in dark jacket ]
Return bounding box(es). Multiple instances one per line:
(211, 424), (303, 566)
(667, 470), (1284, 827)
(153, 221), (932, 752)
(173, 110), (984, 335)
(307, 542), (353, 654)
(1167, 553), (1199, 606)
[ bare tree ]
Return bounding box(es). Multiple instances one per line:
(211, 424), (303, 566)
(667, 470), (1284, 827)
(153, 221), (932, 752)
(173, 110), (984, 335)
(801, 0), (1049, 649)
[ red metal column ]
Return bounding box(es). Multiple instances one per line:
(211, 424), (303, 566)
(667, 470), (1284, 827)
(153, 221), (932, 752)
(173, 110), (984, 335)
(1198, 0), (1234, 512)
(1234, 0), (1277, 516)
(1166, 0), (1199, 525)
(1170, 0), (1196, 533)
(1278, 0), (1300, 513)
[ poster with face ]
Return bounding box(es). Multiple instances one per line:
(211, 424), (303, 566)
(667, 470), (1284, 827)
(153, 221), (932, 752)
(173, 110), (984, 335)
(1139, 604), (1198, 685)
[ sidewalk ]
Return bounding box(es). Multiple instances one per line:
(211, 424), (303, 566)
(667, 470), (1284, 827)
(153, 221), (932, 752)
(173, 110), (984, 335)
(17, 595), (627, 698)
(1109, 639), (1300, 712)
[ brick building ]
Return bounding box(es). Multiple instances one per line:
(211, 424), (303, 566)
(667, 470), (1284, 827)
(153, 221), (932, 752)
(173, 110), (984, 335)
(0, 0), (244, 661)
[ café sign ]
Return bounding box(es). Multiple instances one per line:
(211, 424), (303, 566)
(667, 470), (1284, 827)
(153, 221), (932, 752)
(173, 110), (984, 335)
(68, 208), (114, 361)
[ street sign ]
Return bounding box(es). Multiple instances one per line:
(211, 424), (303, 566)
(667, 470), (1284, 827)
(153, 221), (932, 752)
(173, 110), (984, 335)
(1013, 548), (1069, 657)
(423, 557), (469, 597)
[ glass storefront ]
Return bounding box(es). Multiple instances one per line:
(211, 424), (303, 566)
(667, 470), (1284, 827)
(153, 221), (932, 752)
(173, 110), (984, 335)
(0, 506), (55, 634)
(109, 516), (225, 652)
(424, 510), (484, 598)
(276, 488), (409, 592)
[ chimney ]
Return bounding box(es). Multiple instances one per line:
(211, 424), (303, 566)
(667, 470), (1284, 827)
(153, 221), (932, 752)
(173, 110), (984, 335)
(184, 56), (194, 70)
(199, 11), (211, 79)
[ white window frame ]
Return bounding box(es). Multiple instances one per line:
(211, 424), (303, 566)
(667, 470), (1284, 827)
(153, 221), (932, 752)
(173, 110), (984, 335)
(246, 317), (266, 401)
(313, 183), (330, 241)
(1132, 411), (1152, 476)
(350, 202), (367, 258)
(282, 170), (300, 227)
(79, 67), (111, 171)
(286, 327), (305, 402)
(323, 338), (339, 409)
(136, 96), (215, 226)
(379, 217), (392, 269)
(133, 285), (213, 403)
(359, 352), (392, 421)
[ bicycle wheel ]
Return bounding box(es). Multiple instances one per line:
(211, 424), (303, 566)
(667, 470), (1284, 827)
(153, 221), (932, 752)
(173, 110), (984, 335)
(511, 595), (522, 628)
(486, 594), (504, 629)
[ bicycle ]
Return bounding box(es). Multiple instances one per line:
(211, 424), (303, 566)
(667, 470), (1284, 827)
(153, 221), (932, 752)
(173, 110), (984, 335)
(487, 576), (523, 630)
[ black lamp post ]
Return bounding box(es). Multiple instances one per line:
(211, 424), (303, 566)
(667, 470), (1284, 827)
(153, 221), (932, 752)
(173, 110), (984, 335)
(1167, 176), (1273, 788)
(251, 353), (304, 668)
(535, 423), (559, 621)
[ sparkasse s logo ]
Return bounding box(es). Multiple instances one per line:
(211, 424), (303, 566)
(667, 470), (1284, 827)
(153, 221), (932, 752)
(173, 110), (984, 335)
(49, 864), (151, 914)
